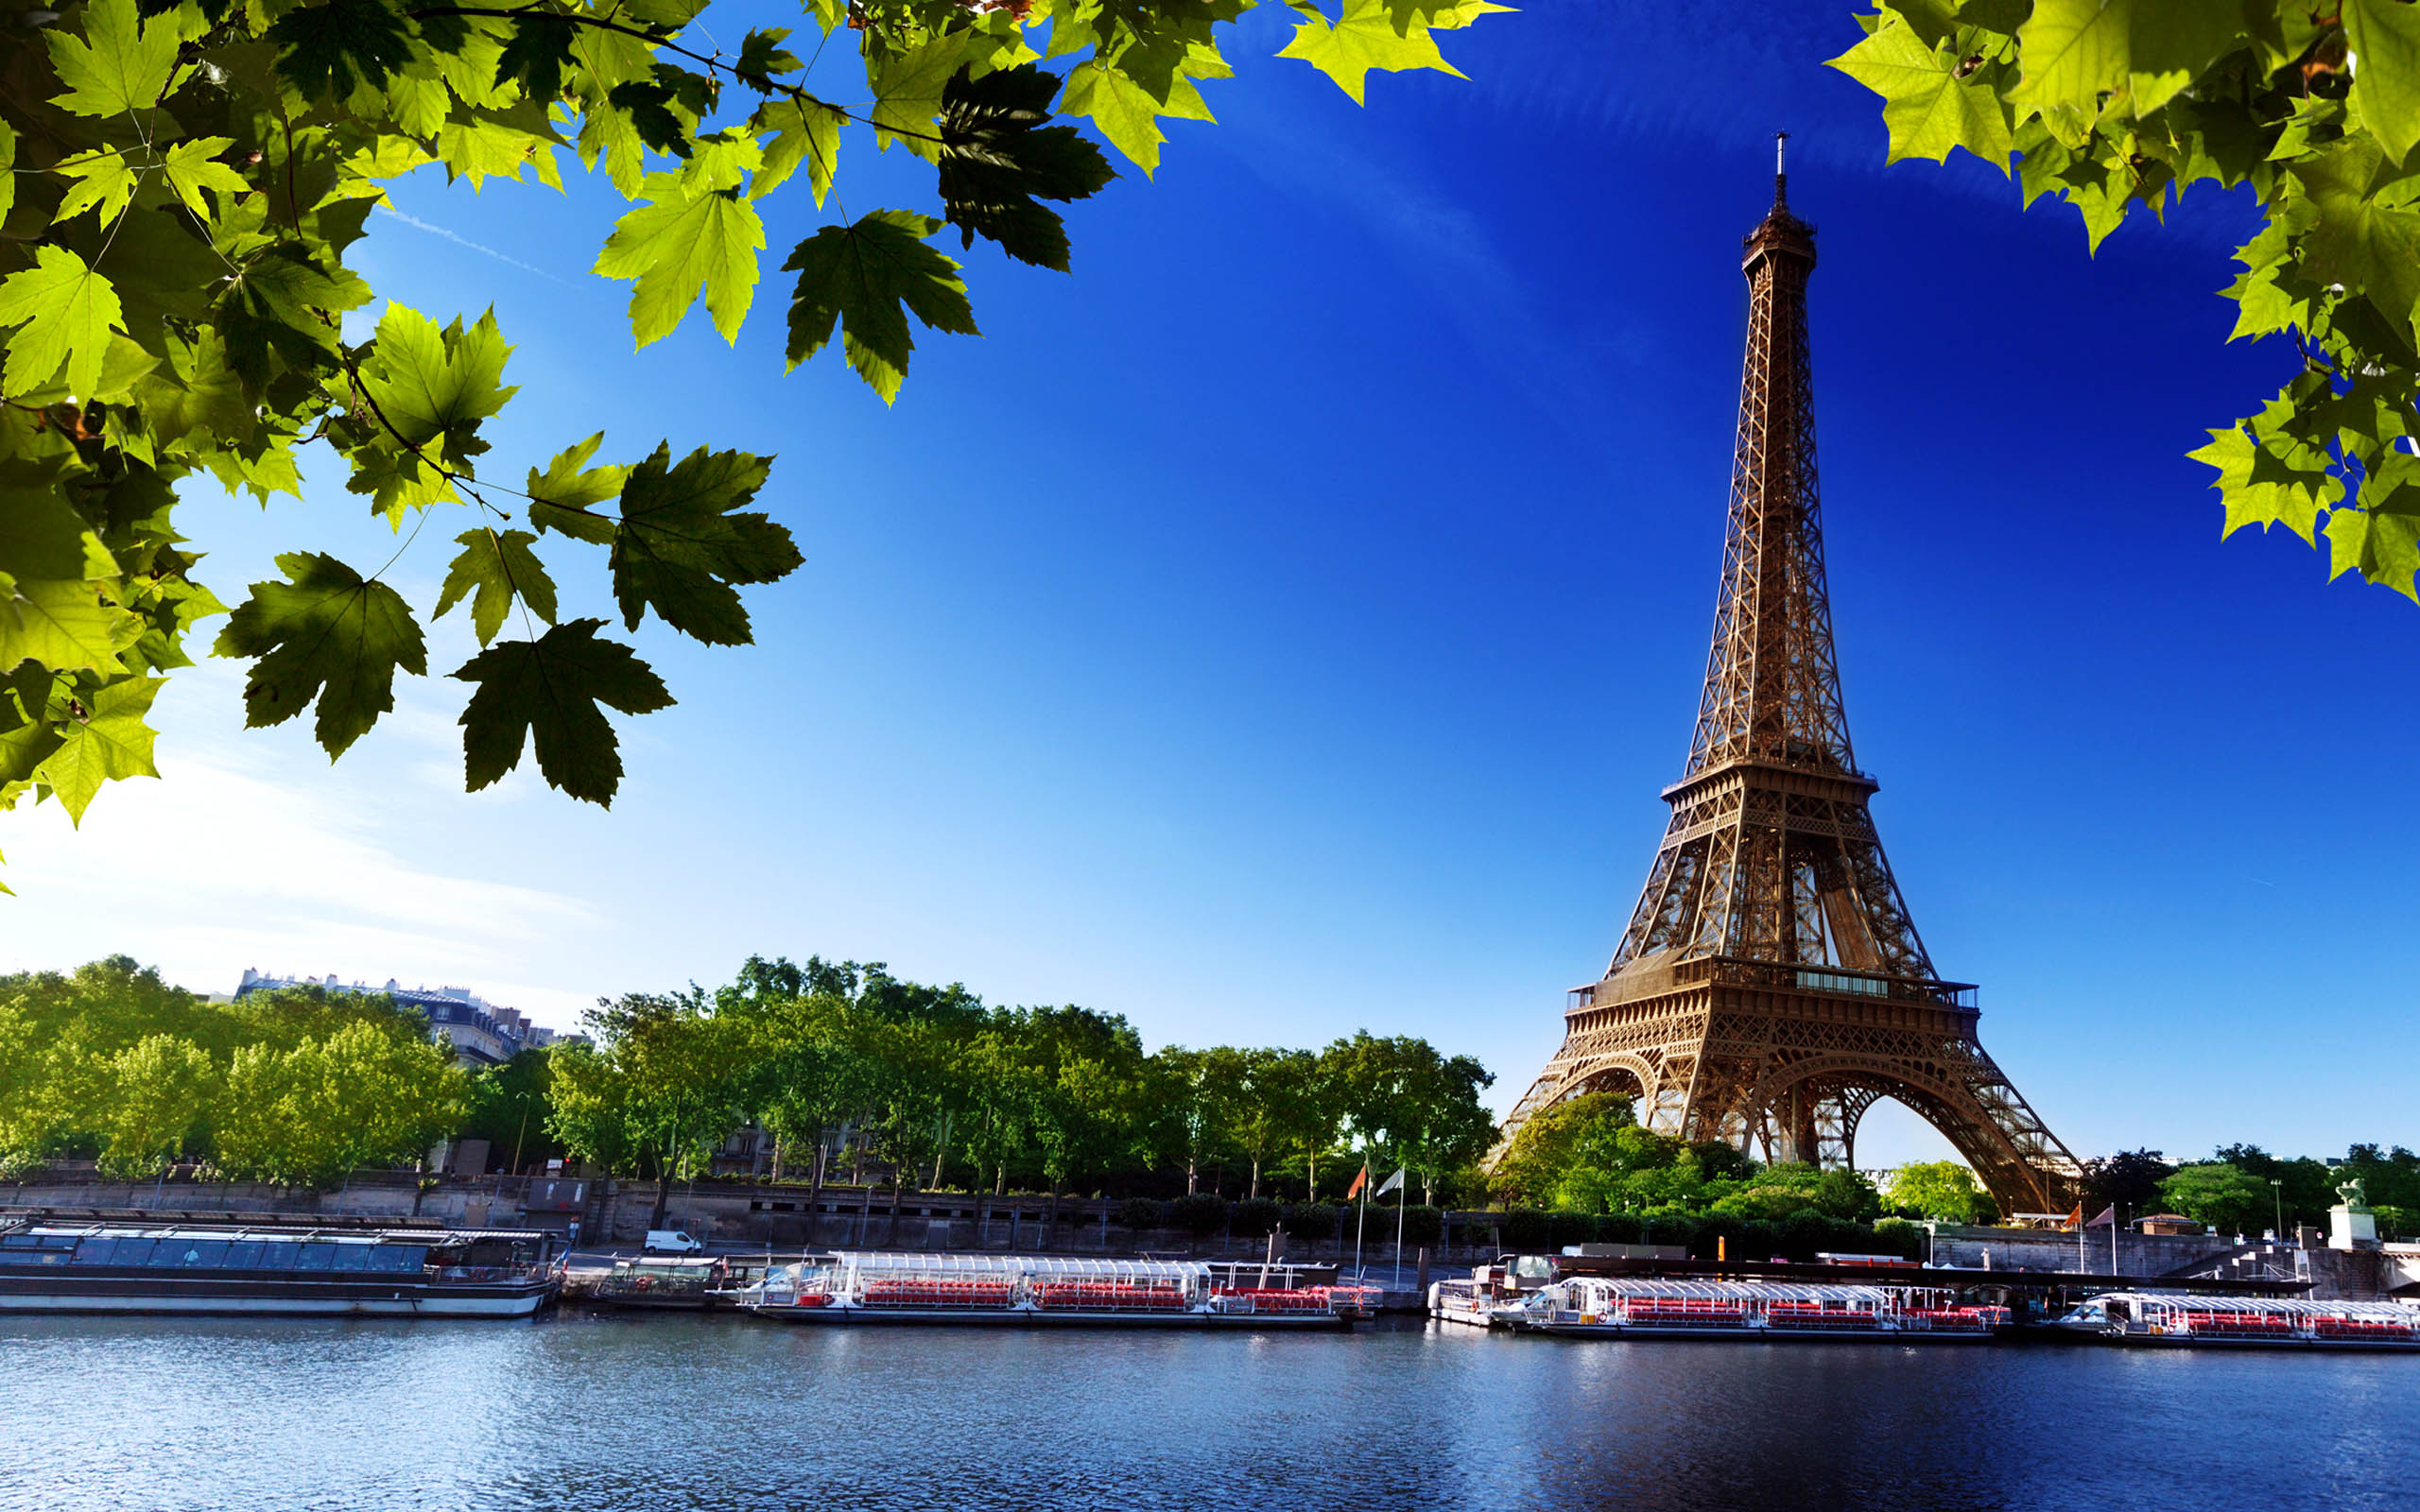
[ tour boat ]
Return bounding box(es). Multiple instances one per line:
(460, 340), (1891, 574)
(742, 1251), (1355, 1329)
(1429, 1253), (1557, 1328)
(0, 1222), (561, 1318)
(1512, 1278), (2000, 1341)
(2049, 1292), (2420, 1350)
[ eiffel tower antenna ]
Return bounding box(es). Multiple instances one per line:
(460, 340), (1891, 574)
(1490, 161), (2082, 1214)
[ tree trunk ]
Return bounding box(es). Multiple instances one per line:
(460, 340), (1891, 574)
(649, 1158), (673, 1231)
(930, 1110), (951, 1191)
(856, 1165), (875, 1246)
(885, 1168), (905, 1246)
(1249, 1156), (1260, 1201)
(1046, 1182), (1062, 1250)
(1307, 1144), (1317, 1202)
(805, 1132), (828, 1246)
(1186, 1155), (1197, 1195)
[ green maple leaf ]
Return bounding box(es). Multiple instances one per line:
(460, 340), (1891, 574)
(54, 148), (140, 227)
(0, 121), (15, 225)
(2290, 139), (2420, 350)
(493, 13), (579, 103)
(45, 0), (182, 118)
(753, 96), (844, 206)
(782, 210), (978, 403)
(938, 65), (1117, 270)
(2008, 0), (2130, 125)
(36, 676), (164, 825)
(133, 329), (255, 448)
(212, 552), (427, 758)
(357, 303), (517, 470)
(869, 33), (977, 157)
(2326, 500), (2420, 600)
(594, 174), (766, 346)
(452, 619), (673, 805)
(218, 246), (372, 391)
(0, 578), (134, 677)
(736, 27), (802, 82)
(2188, 423), (2342, 546)
(609, 443), (799, 644)
(1059, 58), (1216, 177)
(527, 433), (628, 543)
(1277, 0), (1463, 106)
(2127, 0), (2258, 118)
(268, 0), (417, 101)
(2345, 0), (2420, 167)
(0, 491), (110, 585)
(161, 138), (251, 220)
(1828, 19), (2014, 170)
(0, 246), (128, 399)
(435, 528), (559, 647)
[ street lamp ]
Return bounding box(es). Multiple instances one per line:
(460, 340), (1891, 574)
(2270, 1178), (2284, 1242)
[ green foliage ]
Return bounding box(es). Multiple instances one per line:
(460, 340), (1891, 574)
(1883, 1160), (1996, 1224)
(1115, 1195), (1166, 1228)
(1283, 1200), (1339, 1239)
(0, 0), (1505, 862)
(1167, 1190), (1228, 1234)
(1231, 1194), (1284, 1237)
(0, 957), (468, 1184)
(2159, 1160), (2277, 1234)
(1834, 0), (2420, 602)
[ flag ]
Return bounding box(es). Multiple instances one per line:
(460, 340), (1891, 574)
(1376, 1169), (1405, 1198)
(1346, 1164), (1369, 1200)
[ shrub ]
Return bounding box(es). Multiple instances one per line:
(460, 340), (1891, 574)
(1872, 1216), (1925, 1261)
(1500, 1208), (1550, 1249)
(1597, 1211), (1644, 1244)
(1738, 1218), (1783, 1261)
(1114, 1197), (1165, 1229)
(1167, 1193), (1228, 1236)
(1283, 1202), (1338, 1240)
(1547, 1211), (1595, 1249)
(1398, 1206), (1443, 1246)
(1645, 1212), (1701, 1249)
(1232, 1196), (1284, 1239)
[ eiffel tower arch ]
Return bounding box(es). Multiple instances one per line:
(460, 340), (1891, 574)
(1492, 146), (2082, 1216)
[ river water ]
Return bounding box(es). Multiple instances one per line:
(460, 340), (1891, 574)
(2, 1313), (2411, 1511)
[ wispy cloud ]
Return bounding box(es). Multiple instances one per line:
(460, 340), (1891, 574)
(375, 204), (577, 285)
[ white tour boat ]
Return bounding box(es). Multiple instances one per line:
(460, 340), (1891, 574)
(1513, 1277), (2000, 1341)
(742, 1251), (1355, 1328)
(2049, 1291), (2420, 1349)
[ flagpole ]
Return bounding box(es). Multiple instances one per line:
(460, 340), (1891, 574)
(1355, 1162), (1368, 1279)
(1392, 1173), (1406, 1283)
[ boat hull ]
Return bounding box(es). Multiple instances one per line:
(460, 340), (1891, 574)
(1523, 1319), (1989, 1341)
(0, 1283), (553, 1318)
(747, 1304), (1345, 1330)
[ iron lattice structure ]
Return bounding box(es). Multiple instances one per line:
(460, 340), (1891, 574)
(1494, 161), (2082, 1215)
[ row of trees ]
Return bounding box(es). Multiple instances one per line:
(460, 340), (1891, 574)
(0, 958), (471, 1186)
(2081, 1144), (2419, 1242)
(546, 956), (1502, 1231)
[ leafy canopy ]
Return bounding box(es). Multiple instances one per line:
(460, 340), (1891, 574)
(0, 0), (1506, 877)
(1832, 0), (2420, 602)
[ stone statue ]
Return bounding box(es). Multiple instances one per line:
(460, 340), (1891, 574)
(2334, 1172), (2370, 1211)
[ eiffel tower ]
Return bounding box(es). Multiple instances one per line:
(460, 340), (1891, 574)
(1494, 143), (2081, 1215)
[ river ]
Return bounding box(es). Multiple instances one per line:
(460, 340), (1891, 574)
(2, 1314), (2410, 1511)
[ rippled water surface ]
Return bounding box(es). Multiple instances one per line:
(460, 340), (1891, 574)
(3, 1314), (2411, 1511)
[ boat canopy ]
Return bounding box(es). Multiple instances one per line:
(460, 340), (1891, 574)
(2093, 1292), (2419, 1322)
(827, 1252), (1210, 1280)
(1563, 1279), (1905, 1305)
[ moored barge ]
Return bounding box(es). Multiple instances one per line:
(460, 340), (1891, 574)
(1514, 1278), (2000, 1341)
(744, 1252), (1356, 1329)
(0, 1221), (561, 1318)
(2049, 1292), (2420, 1350)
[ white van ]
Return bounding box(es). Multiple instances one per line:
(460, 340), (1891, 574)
(644, 1229), (704, 1255)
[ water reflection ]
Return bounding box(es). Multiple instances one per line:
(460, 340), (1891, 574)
(2, 1314), (2407, 1512)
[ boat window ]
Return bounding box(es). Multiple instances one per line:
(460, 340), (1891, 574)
(370, 1246), (425, 1272)
(222, 1243), (267, 1269)
(111, 1239), (158, 1266)
(331, 1245), (372, 1272)
(257, 1244), (303, 1269)
(179, 1241), (230, 1267)
(73, 1239), (119, 1265)
(292, 1244), (337, 1272)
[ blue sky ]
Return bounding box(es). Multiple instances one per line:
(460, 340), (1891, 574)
(7, 2), (2415, 1169)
